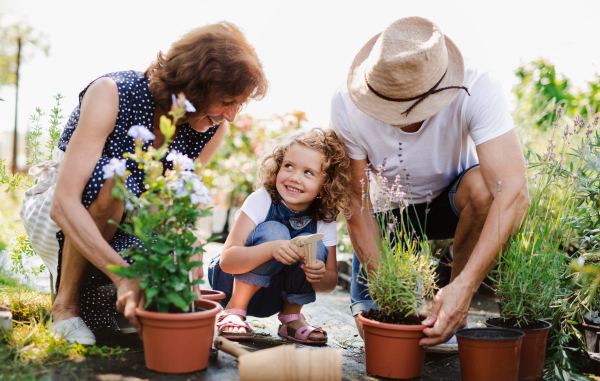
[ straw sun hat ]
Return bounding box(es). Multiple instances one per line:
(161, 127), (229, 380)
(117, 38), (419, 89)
(347, 16), (470, 126)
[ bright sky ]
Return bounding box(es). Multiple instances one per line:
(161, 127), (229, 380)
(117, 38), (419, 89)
(0, 0), (599, 142)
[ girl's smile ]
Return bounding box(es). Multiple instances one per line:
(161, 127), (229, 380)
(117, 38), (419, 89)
(276, 144), (325, 211)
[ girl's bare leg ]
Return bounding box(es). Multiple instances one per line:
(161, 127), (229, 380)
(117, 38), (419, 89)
(52, 179), (124, 322)
(222, 279), (261, 334)
(281, 301), (325, 339)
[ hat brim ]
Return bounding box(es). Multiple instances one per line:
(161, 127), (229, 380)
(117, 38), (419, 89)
(347, 33), (465, 126)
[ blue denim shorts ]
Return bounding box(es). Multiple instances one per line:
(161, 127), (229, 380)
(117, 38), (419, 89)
(350, 164), (480, 316)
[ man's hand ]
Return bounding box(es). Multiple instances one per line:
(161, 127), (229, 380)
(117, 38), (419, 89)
(301, 260), (326, 283)
(270, 240), (305, 265)
(116, 277), (145, 337)
(420, 277), (474, 347)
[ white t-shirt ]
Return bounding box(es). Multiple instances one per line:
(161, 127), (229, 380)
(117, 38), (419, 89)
(235, 187), (338, 247)
(330, 65), (514, 208)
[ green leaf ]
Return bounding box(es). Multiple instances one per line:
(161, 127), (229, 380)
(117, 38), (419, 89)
(146, 288), (159, 300)
(186, 261), (203, 270)
(166, 292), (188, 310)
(107, 265), (139, 279)
(190, 279), (204, 286)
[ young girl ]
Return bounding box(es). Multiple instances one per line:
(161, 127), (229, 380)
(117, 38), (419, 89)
(208, 128), (351, 344)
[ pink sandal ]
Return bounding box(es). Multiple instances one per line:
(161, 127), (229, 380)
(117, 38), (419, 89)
(277, 312), (328, 345)
(216, 308), (255, 340)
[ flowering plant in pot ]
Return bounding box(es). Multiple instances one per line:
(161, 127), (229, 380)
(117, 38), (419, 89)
(106, 94), (221, 374)
(357, 161), (437, 379)
(487, 106), (596, 381)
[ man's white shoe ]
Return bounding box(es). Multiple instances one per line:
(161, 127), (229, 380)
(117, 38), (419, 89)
(51, 317), (96, 345)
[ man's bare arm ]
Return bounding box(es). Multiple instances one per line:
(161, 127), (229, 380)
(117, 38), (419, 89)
(421, 129), (530, 346)
(345, 158), (382, 276)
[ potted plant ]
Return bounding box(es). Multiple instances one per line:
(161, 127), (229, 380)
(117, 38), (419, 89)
(107, 94), (221, 374)
(486, 106), (591, 381)
(356, 165), (437, 379)
(456, 327), (526, 381)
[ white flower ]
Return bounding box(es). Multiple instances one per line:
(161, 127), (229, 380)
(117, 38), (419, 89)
(103, 158), (127, 179)
(125, 199), (134, 211)
(183, 99), (196, 113)
(166, 150), (195, 171)
(127, 125), (155, 142)
(190, 181), (211, 205)
(168, 179), (189, 198)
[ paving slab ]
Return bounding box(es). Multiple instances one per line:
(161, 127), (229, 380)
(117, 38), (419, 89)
(46, 242), (499, 380)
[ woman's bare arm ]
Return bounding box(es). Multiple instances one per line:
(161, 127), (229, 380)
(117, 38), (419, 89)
(50, 78), (131, 284)
(196, 121), (228, 172)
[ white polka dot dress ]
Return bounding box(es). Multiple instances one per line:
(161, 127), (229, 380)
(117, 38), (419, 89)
(55, 71), (219, 331)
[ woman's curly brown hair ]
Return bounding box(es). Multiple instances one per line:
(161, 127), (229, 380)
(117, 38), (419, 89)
(257, 128), (352, 223)
(145, 21), (268, 115)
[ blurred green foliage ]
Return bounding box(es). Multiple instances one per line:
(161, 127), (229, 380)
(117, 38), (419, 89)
(513, 59), (600, 130)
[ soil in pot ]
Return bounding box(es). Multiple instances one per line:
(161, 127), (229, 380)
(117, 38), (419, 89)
(136, 299), (221, 374)
(485, 317), (552, 381)
(456, 328), (525, 381)
(358, 310), (426, 379)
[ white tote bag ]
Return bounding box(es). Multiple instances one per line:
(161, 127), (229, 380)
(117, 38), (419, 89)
(20, 146), (65, 294)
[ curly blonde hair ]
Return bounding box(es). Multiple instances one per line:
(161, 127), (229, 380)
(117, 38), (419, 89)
(257, 128), (351, 223)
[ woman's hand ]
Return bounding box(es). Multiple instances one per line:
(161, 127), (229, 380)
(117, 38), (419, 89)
(270, 240), (305, 265)
(301, 260), (327, 283)
(116, 277), (145, 337)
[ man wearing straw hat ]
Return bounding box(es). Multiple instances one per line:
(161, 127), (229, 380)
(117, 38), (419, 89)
(330, 16), (529, 350)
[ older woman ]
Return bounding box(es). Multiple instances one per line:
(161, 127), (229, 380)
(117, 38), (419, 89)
(47, 22), (268, 344)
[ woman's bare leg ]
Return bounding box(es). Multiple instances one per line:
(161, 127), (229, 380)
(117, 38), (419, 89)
(52, 179), (124, 322)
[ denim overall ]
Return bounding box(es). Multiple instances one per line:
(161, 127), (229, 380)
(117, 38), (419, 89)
(208, 201), (329, 318)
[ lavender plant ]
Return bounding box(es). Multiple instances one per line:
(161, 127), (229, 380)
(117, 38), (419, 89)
(361, 156), (437, 320)
(107, 94), (212, 313)
(493, 106), (598, 327)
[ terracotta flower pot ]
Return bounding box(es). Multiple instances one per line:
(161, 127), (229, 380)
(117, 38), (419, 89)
(456, 328), (525, 381)
(485, 318), (552, 381)
(136, 299), (221, 374)
(199, 289), (226, 301)
(357, 313), (426, 379)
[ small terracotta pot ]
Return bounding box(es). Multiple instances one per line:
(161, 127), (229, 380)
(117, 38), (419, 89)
(357, 313), (426, 379)
(485, 318), (552, 381)
(456, 328), (525, 381)
(136, 299), (221, 374)
(199, 289), (226, 301)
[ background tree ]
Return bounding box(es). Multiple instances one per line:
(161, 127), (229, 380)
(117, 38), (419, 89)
(0, 15), (49, 174)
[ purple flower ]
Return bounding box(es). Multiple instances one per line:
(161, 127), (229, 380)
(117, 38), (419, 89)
(166, 151), (195, 171)
(168, 178), (189, 198)
(127, 125), (155, 142)
(172, 93), (196, 113)
(102, 158), (127, 179)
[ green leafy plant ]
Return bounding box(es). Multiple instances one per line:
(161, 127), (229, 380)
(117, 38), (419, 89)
(107, 94), (212, 313)
(0, 267), (128, 380)
(0, 94), (64, 281)
(6, 231), (45, 282)
(360, 160), (437, 320)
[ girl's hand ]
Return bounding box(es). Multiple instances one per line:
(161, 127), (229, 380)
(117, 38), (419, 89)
(301, 260), (327, 283)
(271, 240), (305, 265)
